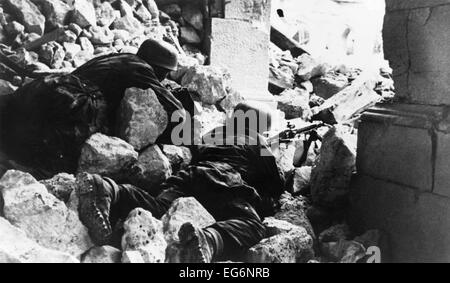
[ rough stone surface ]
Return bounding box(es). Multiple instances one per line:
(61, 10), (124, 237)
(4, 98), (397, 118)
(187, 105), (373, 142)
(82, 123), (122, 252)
(0, 79), (17, 95)
(263, 217), (302, 237)
(181, 65), (232, 105)
(170, 54), (198, 83)
(353, 230), (381, 249)
(89, 25), (114, 45)
(0, 217), (79, 263)
(33, 0), (71, 30)
(179, 26), (201, 44)
(117, 87), (168, 150)
(291, 166), (312, 194)
(121, 208), (167, 263)
(209, 18), (270, 100)
(247, 225), (314, 263)
(274, 192), (314, 239)
(315, 73), (381, 122)
(78, 133), (138, 178)
(71, 0), (97, 28)
(5, 0), (45, 35)
(63, 42), (81, 61)
(81, 246), (121, 263)
(0, 170), (93, 257)
(310, 126), (357, 208)
(40, 173), (76, 203)
(311, 72), (349, 100)
(113, 15), (143, 35)
(161, 145), (192, 172)
(296, 54), (329, 81)
(95, 2), (118, 27)
(128, 145), (172, 193)
(181, 3), (203, 31)
(321, 240), (366, 263)
(39, 41), (65, 69)
(319, 223), (351, 244)
(277, 88), (312, 120)
(161, 197), (215, 244)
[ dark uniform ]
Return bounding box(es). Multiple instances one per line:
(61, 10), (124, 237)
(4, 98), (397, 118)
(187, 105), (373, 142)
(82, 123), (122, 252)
(0, 53), (184, 179)
(104, 126), (285, 260)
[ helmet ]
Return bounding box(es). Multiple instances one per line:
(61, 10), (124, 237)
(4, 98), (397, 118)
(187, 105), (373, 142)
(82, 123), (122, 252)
(137, 38), (179, 71)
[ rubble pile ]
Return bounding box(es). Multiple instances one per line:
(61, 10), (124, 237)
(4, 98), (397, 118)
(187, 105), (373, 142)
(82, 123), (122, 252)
(0, 0), (208, 91)
(0, 0), (387, 263)
(269, 43), (395, 124)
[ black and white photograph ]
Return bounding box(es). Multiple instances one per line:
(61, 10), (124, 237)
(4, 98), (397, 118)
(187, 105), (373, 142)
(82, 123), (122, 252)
(0, 0), (443, 268)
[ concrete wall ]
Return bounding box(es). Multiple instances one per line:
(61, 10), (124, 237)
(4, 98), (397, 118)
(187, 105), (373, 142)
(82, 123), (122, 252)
(350, 0), (450, 262)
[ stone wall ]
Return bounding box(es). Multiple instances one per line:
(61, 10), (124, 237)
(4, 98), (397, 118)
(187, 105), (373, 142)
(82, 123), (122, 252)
(383, 0), (450, 104)
(350, 0), (450, 262)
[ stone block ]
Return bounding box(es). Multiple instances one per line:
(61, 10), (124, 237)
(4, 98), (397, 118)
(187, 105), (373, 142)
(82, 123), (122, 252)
(357, 121), (433, 192)
(209, 18), (271, 102)
(224, 0), (271, 31)
(434, 132), (450, 198)
(350, 174), (450, 262)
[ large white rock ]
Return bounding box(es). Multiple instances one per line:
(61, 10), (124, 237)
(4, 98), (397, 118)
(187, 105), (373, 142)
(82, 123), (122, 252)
(247, 225), (314, 263)
(274, 192), (314, 239)
(161, 197), (215, 244)
(117, 87), (169, 151)
(128, 145), (172, 193)
(121, 208), (167, 263)
(161, 145), (192, 172)
(276, 88), (312, 120)
(181, 65), (232, 105)
(40, 173), (76, 203)
(81, 246), (121, 263)
(0, 217), (79, 263)
(0, 170), (93, 258)
(71, 0), (97, 28)
(310, 126), (357, 208)
(291, 166), (312, 194)
(78, 133), (138, 179)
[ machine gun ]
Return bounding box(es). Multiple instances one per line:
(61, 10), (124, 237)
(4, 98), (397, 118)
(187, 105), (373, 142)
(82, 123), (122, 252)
(267, 121), (325, 145)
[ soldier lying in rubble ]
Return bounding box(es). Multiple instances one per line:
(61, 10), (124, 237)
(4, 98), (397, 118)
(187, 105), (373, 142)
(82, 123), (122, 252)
(0, 38), (185, 179)
(76, 102), (286, 263)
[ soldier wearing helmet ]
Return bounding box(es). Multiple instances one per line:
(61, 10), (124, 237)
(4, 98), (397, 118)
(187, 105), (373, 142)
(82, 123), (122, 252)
(0, 39), (186, 179)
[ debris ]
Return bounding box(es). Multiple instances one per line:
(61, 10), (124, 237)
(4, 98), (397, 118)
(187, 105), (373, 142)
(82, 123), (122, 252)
(71, 0), (97, 28)
(96, 2), (118, 27)
(128, 145), (172, 194)
(4, 0), (45, 35)
(161, 197), (215, 244)
(296, 54), (329, 81)
(39, 41), (65, 69)
(274, 192), (315, 239)
(121, 208), (167, 263)
(0, 79), (17, 95)
(117, 87), (169, 150)
(353, 230), (381, 249)
(310, 126), (357, 208)
(78, 133), (138, 179)
(0, 217), (79, 263)
(0, 170), (93, 257)
(311, 72), (349, 99)
(36, 0), (71, 30)
(81, 246), (122, 263)
(247, 224), (314, 263)
(160, 145), (192, 172)
(40, 173), (77, 203)
(321, 240), (366, 263)
(291, 166), (312, 194)
(319, 223), (351, 244)
(181, 4), (203, 31)
(276, 88), (312, 120)
(182, 65), (232, 105)
(179, 26), (201, 44)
